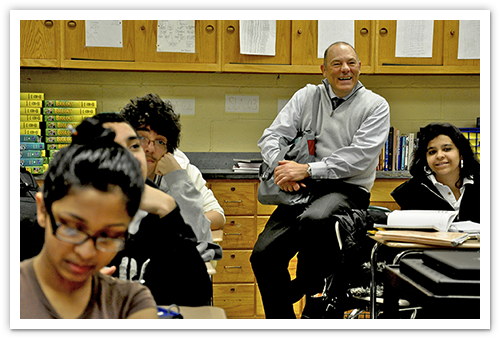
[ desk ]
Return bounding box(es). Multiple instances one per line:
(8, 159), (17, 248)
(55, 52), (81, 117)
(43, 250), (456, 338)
(383, 265), (480, 319)
(368, 237), (480, 319)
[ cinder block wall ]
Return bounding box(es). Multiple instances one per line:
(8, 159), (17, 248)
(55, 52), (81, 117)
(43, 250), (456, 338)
(20, 68), (480, 152)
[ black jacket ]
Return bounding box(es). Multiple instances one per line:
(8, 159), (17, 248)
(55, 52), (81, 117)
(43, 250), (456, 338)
(391, 175), (480, 223)
(110, 181), (212, 306)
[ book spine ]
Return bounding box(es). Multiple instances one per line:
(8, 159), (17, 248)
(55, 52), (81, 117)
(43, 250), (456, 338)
(20, 100), (43, 108)
(20, 150), (46, 158)
(44, 114), (94, 122)
(387, 127), (394, 171)
(45, 128), (72, 136)
(401, 135), (406, 171)
(20, 114), (43, 121)
(20, 121), (41, 129)
(20, 135), (40, 142)
(20, 142), (45, 150)
(43, 107), (96, 115)
(46, 121), (80, 129)
(384, 138), (389, 171)
(43, 100), (97, 108)
(46, 136), (72, 144)
(20, 128), (42, 135)
(20, 107), (42, 114)
(46, 143), (71, 150)
(23, 164), (49, 174)
(408, 133), (415, 167)
(20, 93), (44, 100)
(48, 149), (62, 157)
(20, 158), (45, 166)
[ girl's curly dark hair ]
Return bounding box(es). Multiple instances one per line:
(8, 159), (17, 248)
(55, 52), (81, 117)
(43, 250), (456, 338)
(119, 93), (181, 153)
(410, 122), (480, 188)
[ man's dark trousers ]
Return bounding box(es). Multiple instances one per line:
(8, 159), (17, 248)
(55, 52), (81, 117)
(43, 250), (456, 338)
(250, 181), (370, 319)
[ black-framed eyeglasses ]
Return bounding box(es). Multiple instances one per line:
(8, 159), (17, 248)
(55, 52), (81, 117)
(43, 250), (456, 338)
(47, 209), (126, 253)
(138, 135), (168, 152)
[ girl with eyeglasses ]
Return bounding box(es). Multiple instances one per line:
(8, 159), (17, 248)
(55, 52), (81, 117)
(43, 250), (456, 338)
(20, 126), (158, 319)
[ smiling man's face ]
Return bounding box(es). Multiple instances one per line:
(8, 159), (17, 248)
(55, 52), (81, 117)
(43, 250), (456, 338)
(320, 43), (361, 98)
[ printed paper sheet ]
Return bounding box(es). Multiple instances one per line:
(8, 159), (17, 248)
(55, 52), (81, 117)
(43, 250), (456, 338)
(239, 20), (276, 56)
(395, 20), (434, 58)
(157, 20), (195, 53)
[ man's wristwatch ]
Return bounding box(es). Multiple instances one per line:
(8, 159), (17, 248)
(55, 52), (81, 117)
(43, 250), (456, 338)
(306, 164), (312, 177)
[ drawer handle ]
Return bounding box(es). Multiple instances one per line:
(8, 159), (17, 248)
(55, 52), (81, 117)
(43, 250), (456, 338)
(224, 199), (242, 203)
(224, 266), (242, 269)
(224, 232), (242, 236)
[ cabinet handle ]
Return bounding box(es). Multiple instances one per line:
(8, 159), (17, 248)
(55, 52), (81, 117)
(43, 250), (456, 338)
(450, 29), (456, 36)
(360, 27), (369, 37)
(379, 28), (388, 37)
(44, 20), (53, 28)
(206, 25), (214, 33)
(227, 25), (235, 33)
(224, 266), (242, 269)
(297, 28), (303, 34)
(224, 232), (242, 236)
(229, 221), (242, 227)
(67, 21), (77, 28)
(224, 199), (242, 203)
(140, 25), (146, 31)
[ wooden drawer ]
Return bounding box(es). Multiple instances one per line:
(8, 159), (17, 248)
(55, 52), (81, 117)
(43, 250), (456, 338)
(213, 250), (254, 283)
(257, 200), (277, 215)
(211, 182), (256, 215)
(256, 216), (269, 237)
(220, 216), (256, 249)
(213, 283), (255, 318)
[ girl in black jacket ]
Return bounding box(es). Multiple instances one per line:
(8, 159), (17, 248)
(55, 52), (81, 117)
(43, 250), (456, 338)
(391, 123), (480, 223)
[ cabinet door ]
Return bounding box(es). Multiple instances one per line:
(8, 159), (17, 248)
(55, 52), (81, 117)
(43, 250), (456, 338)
(443, 20), (480, 73)
(375, 20), (445, 73)
(134, 20), (220, 72)
(222, 20), (291, 72)
(20, 20), (60, 67)
(291, 20), (375, 74)
(61, 20), (135, 68)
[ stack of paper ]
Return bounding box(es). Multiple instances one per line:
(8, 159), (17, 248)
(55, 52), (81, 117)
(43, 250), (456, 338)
(232, 158), (262, 173)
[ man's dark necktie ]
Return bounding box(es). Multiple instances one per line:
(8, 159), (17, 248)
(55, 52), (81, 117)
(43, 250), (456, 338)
(330, 97), (344, 116)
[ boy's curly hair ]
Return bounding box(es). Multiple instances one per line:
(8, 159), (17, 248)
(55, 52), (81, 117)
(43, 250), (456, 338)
(120, 93), (181, 153)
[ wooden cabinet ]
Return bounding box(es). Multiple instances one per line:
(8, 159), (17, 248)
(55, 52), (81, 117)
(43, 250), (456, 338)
(291, 20), (376, 74)
(443, 20), (480, 72)
(20, 20), (61, 67)
(59, 20), (220, 72)
(208, 177), (405, 319)
(222, 20), (292, 73)
(374, 20), (479, 74)
(134, 20), (221, 72)
(208, 179), (303, 319)
(21, 20), (479, 74)
(370, 178), (407, 211)
(61, 20), (135, 66)
(222, 20), (376, 74)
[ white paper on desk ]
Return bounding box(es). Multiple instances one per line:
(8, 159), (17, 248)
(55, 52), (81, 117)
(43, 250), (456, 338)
(317, 21), (355, 59)
(85, 20), (123, 48)
(385, 210), (458, 232)
(458, 20), (480, 60)
(449, 221), (480, 233)
(395, 20), (434, 58)
(157, 20), (195, 53)
(240, 20), (276, 56)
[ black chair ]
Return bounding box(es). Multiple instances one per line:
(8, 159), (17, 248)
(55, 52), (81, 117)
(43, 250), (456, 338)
(300, 206), (420, 319)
